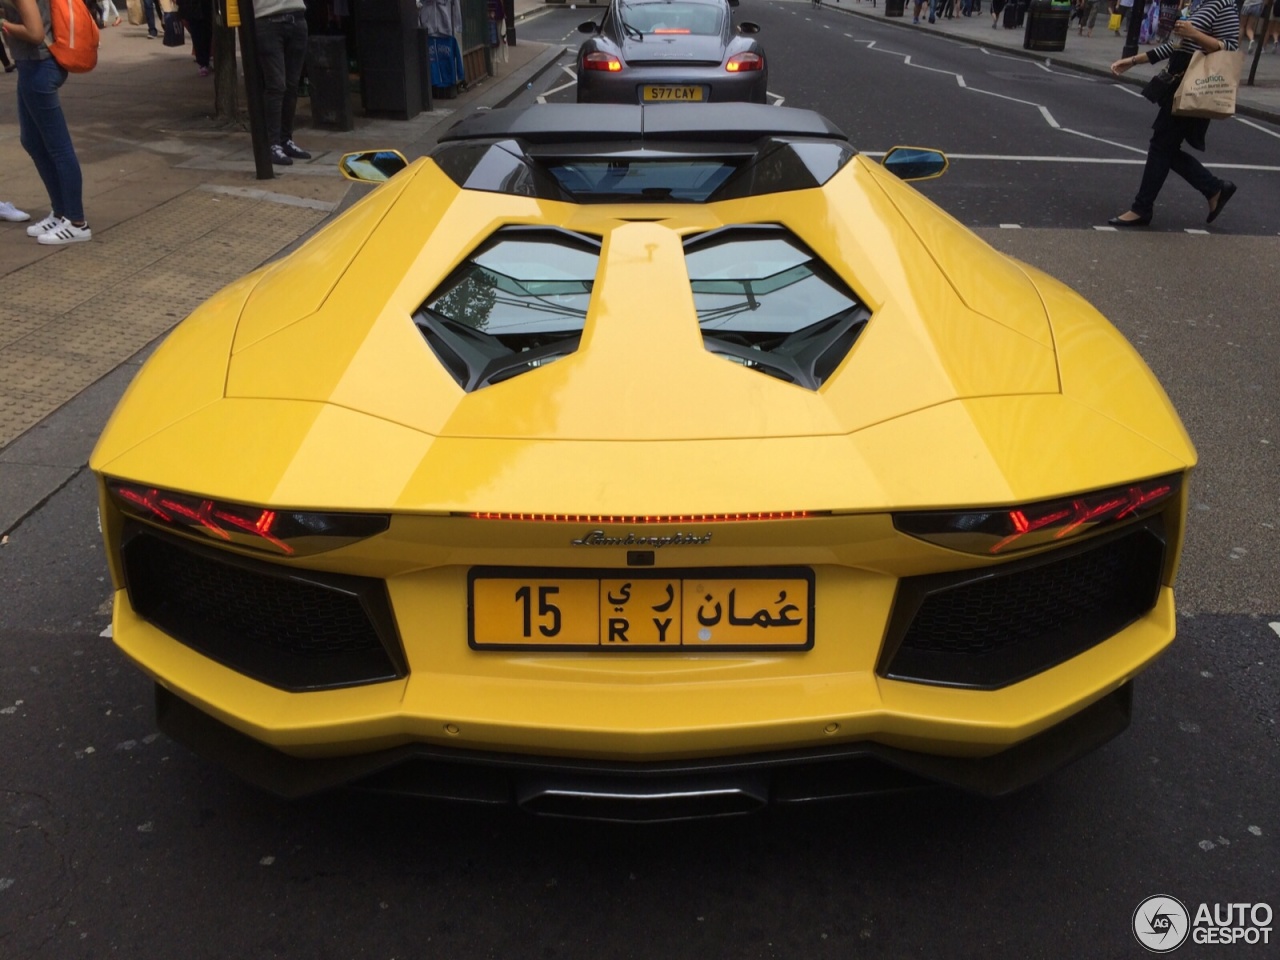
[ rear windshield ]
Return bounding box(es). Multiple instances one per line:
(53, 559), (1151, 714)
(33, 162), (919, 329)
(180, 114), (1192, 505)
(545, 158), (739, 202)
(621, 1), (724, 35)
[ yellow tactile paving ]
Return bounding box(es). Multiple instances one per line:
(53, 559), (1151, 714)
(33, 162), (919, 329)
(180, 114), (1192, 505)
(0, 191), (327, 450)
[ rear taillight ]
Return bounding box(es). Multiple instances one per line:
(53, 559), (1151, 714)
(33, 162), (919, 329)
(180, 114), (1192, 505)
(583, 52), (623, 72)
(893, 475), (1181, 555)
(726, 53), (763, 73)
(107, 481), (389, 557)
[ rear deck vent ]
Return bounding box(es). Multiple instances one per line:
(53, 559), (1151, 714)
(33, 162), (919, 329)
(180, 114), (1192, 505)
(684, 225), (870, 390)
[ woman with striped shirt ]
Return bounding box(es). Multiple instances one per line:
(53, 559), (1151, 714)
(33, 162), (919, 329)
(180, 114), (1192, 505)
(1107, 0), (1240, 226)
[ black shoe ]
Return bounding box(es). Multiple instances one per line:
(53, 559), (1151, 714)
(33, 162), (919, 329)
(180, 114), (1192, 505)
(1106, 213), (1152, 227)
(270, 145), (293, 166)
(281, 140), (312, 160)
(1206, 181), (1236, 224)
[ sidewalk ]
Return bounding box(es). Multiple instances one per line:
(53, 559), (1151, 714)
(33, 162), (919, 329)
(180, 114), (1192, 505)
(821, 0), (1280, 122)
(0, 5), (560, 532)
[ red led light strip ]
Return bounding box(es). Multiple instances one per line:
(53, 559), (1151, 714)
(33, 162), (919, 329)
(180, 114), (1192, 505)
(465, 511), (816, 524)
(114, 485), (293, 555)
(990, 482), (1174, 554)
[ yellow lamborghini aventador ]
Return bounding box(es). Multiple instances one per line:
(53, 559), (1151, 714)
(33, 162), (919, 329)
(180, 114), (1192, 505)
(90, 104), (1195, 821)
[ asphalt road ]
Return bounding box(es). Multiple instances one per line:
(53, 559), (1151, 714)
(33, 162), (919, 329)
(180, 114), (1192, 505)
(2, 7), (1278, 959)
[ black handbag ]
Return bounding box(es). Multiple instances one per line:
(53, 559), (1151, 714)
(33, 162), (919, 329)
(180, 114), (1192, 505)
(1141, 49), (1192, 105)
(162, 11), (186, 47)
(1141, 70), (1180, 103)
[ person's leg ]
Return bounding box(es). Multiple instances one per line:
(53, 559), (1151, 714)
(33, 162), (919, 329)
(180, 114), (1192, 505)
(16, 60), (85, 223)
(255, 19), (288, 150)
(1129, 110), (1182, 220)
(188, 19), (213, 69)
(143, 0), (158, 35)
(278, 20), (309, 149)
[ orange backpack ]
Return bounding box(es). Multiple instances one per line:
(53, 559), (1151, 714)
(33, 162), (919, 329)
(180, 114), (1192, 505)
(48, 0), (101, 74)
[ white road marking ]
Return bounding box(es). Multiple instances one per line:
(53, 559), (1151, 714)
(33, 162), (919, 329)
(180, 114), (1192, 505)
(1185, 229), (1210, 235)
(1269, 622), (1280, 639)
(1094, 226), (1119, 231)
(1234, 116), (1280, 140)
(999, 223), (1022, 229)
(198, 185), (337, 211)
(100, 624), (113, 638)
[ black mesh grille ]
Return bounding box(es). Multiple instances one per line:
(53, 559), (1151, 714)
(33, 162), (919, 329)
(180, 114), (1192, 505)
(122, 528), (404, 691)
(881, 523), (1166, 689)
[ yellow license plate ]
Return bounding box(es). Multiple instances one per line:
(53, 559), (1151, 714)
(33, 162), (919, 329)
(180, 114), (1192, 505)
(469, 568), (813, 650)
(643, 86), (704, 102)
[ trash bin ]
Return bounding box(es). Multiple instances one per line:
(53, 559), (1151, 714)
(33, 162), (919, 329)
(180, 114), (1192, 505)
(306, 35), (355, 131)
(354, 0), (424, 120)
(884, 0), (906, 16)
(1014, 0), (1030, 27)
(1023, 0), (1071, 51)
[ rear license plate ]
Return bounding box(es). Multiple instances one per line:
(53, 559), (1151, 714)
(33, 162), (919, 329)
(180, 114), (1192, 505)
(642, 85), (704, 102)
(469, 567), (813, 650)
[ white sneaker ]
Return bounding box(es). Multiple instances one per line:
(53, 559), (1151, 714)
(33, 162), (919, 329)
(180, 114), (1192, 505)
(0, 201), (31, 223)
(26, 212), (61, 236)
(37, 219), (92, 245)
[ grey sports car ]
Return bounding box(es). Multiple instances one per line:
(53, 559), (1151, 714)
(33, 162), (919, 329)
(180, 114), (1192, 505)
(576, 0), (767, 105)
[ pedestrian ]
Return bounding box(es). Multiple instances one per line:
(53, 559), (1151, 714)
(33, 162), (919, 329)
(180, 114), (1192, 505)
(0, 0), (93, 243)
(0, 24), (15, 70)
(92, 0), (121, 26)
(254, 0), (311, 166)
(1078, 0), (1100, 35)
(179, 0), (211, 76)
(991, 0), (1006, 27)
(1, 199), (31, 222)
(1240, 1), (1263, 52)
(1107, 0), (1241, 227)
(141, 0), (158, 37)
(1117, 0), (1133, 32)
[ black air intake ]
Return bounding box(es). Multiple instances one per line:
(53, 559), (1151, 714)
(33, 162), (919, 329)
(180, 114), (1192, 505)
(880, 522), (1166, 689)
(121, 527), (404, 691)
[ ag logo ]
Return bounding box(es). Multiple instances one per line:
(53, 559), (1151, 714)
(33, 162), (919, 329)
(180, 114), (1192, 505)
(1134, 895), (1191, 953)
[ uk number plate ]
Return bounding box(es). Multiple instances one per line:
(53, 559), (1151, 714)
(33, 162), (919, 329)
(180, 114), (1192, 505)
(469, 567), (813, 650)
(642, 85), (704, 102)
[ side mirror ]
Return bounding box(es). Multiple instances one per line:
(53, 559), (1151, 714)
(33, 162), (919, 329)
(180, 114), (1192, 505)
(578, 20), (600, 33)
(339, 150), (409, 184)
(882, 146), (948, 182)
(737, 20), (760, 33)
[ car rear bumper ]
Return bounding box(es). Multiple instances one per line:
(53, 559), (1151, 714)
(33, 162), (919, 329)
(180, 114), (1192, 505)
(155, 680), (1134, 820)
(577, 66), (768, 104)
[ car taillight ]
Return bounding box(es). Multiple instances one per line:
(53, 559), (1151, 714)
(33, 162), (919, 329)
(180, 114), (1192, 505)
(107, 481), (389, 557)
(583, 52), (622, 72)
(726, 53), (763, 73)
(893, 475), (1181, 556)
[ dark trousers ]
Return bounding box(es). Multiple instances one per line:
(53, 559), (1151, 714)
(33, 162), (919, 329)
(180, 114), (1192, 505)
(255, 16), (309, 148)
(188, 18), (212, 68)
(1131, 99), (1220, 219)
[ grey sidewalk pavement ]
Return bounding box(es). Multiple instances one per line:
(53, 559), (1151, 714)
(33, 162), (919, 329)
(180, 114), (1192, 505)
(2, 0), (1276, 537)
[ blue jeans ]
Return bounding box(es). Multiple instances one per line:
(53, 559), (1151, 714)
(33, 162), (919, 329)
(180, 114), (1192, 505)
(255, 16), (309, 148)
(143, 0), (158, 34)
(16, 58), (85, 223)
